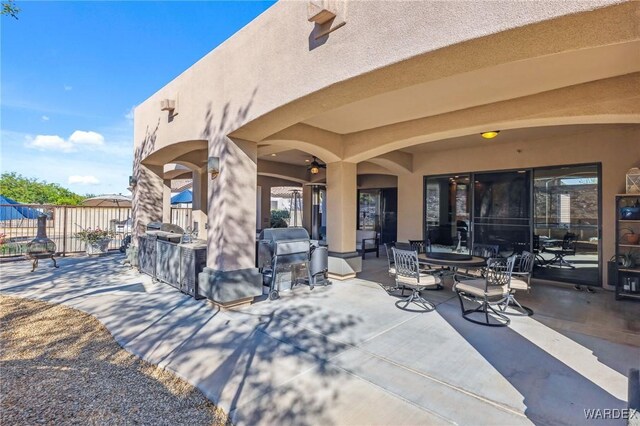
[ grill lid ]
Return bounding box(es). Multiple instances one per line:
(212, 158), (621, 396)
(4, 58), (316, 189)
(258, 227), (310, 243)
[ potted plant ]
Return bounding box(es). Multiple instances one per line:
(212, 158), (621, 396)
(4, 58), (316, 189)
(76, 227), (115, 255)
(621, 227), (640, 245)
(621, 251), (639, 268)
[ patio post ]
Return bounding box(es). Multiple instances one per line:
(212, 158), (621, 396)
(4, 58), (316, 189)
(191, 168), (208, 238)
(198, 137), (262, 304)
(326, 161), (361, 279)
(162, 179), (172, 224)
(132, 164), (165, 238)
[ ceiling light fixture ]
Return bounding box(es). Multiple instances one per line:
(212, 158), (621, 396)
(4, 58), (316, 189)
(481, 130), (500, 139)
(308, 156), (326, 175)
(271, 153), (277, 157)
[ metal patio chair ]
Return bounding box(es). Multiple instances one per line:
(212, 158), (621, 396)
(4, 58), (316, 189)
(502, 251), (535, 315)
(453, 256), (515, 326)
(544, 232), (577, 268)
(409, 239), (431, 254)
(392, 248), (440, 311)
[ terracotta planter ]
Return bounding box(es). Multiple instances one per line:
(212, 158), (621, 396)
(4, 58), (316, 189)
(85, 238), (111, 255)
(626, 233), (640, 245)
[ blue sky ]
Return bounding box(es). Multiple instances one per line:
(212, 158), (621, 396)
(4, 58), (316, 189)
(1, 0), (274, 195)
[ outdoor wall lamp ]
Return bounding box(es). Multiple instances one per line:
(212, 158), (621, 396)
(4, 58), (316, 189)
(481, 130), (500, 139)
(208, 156), (220, 180)
(128, 175), (138, 187)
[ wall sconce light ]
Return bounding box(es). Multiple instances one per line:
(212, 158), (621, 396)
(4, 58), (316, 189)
(208, 156), (220, 180)
(481, 130), (500, 139)
(128, 175), (138, 187)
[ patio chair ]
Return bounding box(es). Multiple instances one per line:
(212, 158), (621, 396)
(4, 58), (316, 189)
(453, 256), (515, 326)
(392, 248), (440, 311)
(458, 243), (500, 279)
(502, 251), (535, 315)
(544, 232), (577, 268)
(408, 239), (430, 254)
(384, 242), (396, 277)
(532, 235), (547, 266)
(472, 243), (500, 258)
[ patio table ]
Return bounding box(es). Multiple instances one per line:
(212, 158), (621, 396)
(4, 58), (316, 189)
(417, 253), (487, 289)
(418, 252), (487, 269)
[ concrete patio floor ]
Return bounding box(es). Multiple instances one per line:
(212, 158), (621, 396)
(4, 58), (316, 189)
(1, 254), (638, 425)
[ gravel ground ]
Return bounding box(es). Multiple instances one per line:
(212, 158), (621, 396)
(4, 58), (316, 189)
(0, 295), (228, 426)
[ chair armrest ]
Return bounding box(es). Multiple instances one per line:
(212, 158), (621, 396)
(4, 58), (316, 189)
(362, 237), (378, 247)
(510, 271), (530, 277)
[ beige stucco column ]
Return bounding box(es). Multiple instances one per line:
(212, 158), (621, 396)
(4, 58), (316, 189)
(132, 164), (165, 238)
(162, 179), (172, 223)
(199, 137), (262, 304)
(326, 161), (361, 279)
(397, 173), (423, 242)
(191, 168), (208, 238)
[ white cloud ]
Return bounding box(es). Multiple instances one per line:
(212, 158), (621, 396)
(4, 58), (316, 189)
(25, 130), (105, 152)
(68, 130), (104, 146)
(68, 175), (100, 185)
(27, 135), (74, 152)
(64, 85), (73, 91)
(124, 106), (135, 122)
(41, 115), (50, 121)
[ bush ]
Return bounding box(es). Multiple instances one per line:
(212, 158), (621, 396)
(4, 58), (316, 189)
(270, 209), (290, 228)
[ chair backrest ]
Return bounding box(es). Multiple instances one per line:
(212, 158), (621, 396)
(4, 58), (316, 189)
(562, 233), (577, 252)
(384, 242), (396, 269)
(408, 239), (430, 254)
(485, 256), (516, 294)
(392, 248), (420, 282)
(472, 243), (499, 258)
(517, 251), (535, 274)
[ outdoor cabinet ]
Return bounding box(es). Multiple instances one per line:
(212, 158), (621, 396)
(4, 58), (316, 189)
(139, 237), (206, 299)
(179, 243), (207, 298)
(155, 240), (181, 290)
(138, 235), (156, 278)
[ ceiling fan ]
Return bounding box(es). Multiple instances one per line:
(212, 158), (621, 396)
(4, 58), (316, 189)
(307, 156), (326, 174)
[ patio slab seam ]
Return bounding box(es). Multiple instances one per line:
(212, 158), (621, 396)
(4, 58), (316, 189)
(328, 339), (530, 419)
(228, 349), (459, 425)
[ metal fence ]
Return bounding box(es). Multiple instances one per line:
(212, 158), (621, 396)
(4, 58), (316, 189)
(170, 207), (192, 232)
(0, 204), (133, 258)
(0, 204), (200, 258)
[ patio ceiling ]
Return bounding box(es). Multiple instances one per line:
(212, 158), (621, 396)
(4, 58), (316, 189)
(301, 41), (640, 135)
(400, 123), (635, 154)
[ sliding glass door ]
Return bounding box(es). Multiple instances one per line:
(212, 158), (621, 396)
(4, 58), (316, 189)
(533, 165), (600, 286)
(357, 188), (397, 244)
(424, 175), (471, 253)
(473, 170), (531, 255)
(423, 163), (601, 286)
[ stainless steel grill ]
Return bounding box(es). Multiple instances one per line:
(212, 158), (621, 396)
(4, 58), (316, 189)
(258, 227), (329, 300)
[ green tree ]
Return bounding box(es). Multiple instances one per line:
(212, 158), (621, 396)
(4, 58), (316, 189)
(0, 172), (86, 205)
(1, 0), (20, 19)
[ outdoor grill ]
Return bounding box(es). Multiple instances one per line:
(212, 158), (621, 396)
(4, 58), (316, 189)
(138, 222), (205, 299)
(25, 214), (59, 272)
(257, 227), (330, 300)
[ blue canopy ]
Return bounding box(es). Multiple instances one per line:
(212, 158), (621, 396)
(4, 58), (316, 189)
(171, 189), (192, 205)
(0, 195), (42, 221)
